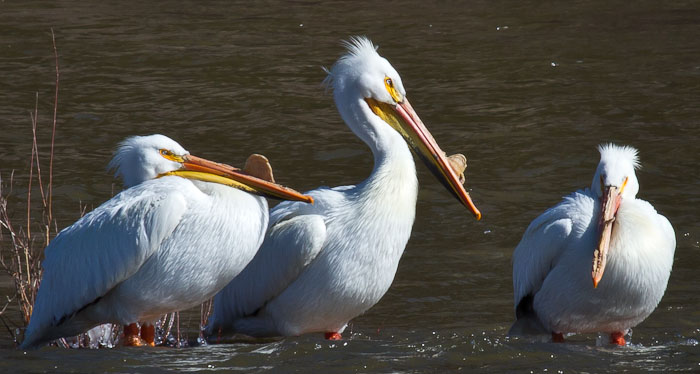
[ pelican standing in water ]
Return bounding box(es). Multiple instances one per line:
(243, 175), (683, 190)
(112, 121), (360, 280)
(21, 134), (312, 349)
(205, 37), (481, 340)
(510, 144), (675, 345)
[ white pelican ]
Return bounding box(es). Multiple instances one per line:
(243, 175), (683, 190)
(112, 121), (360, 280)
(205, 37), (481, 341)
(509, 144), (675, 345)
(21, 134), (312, 349)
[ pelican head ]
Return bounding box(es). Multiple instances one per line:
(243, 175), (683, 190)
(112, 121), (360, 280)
(109, 134), (188, 187)
(324, 37), (480, 219)
(590, 143), (641, 287)
(108, 134), (312, 203)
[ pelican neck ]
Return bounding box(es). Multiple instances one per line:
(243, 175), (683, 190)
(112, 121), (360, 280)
(353, 103), (419, 204)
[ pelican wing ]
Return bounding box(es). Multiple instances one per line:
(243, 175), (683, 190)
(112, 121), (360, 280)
(207, 213), (326, 333)
(207, 189), (334, 335)
(509, 197), (585, 336)
(511, 191), (594, 311)
(24, 177), (191, 346)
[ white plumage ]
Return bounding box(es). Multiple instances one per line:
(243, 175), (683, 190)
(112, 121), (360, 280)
(205, 37), (480, 340)
(22, 134), (310, 349)
(510, 144), (675, 345)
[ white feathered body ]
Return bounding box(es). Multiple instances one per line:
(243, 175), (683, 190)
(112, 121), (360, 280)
(511, 188), (675, 335)
(207, 133), (418, 337)
(23, 176), (268, 348)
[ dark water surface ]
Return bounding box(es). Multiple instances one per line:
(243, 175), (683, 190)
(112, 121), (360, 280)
(1, 0), (699, 372)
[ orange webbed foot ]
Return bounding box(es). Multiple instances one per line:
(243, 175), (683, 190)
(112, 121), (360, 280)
(123, 323), (144, 347)
(610, 331), (626, 346)
(552, 332), (565, 343)
(140, 323), (156, 347)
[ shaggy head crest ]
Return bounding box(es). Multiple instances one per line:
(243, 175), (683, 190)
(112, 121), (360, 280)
(597, 143), (641, 170)
(340, 36), (379, 60)
(322, 36), (383, 91)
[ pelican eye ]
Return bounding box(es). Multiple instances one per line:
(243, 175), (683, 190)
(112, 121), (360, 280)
(384, 76), (401, 103)
(159, 148), (183, 162)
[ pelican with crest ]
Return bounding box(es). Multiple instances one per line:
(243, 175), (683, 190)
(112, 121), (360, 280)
(509, 144), (675, 345)
(21, 134), (312, 349)
(205, 37), (481, 340)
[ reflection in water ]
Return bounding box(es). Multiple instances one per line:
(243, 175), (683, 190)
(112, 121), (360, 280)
(1, 0), (699, 372)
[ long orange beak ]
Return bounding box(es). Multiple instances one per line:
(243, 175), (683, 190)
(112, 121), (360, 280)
(592, 185), (622, 288)
(162, 154), (313, 203)
(365, 97), (481, 220)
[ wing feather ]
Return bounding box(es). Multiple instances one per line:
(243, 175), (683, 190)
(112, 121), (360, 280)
(511, 191), (594, 308)
(207, 213), (326, 335)
(23, 177), (190, 347)
(206, 187), (344, 335)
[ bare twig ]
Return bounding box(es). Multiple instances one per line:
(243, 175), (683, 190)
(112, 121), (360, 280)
(48, 28), (59, 241)
(28, 93), (38, 244)
(176, 312), (181, 347)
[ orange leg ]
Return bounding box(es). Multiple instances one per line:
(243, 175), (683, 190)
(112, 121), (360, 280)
(610, 331), (626, 346)
(140, 323), (156, 347)
(123, 323), (143, 347)
(552, 332), (565, 343)
(324, 332), (342, 340)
